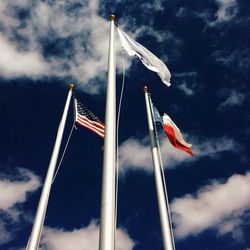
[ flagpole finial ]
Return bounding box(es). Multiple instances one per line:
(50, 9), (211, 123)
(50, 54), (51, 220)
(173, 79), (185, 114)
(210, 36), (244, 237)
(143, 85), (149, 93)
(109, 14), (115, 21)
(69, 83), (74, 90)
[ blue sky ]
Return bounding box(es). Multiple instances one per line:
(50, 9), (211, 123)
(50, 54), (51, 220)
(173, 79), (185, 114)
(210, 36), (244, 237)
(0, 0), (250, 249)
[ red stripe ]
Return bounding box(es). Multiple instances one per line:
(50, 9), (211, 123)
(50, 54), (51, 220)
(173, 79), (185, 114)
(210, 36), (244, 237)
(76, 115), (105, 130)
(76, 120), (105, 136)
(76, 115), (105, 138)
(163, 124), (193, 155)
(76, 116), (105, 133)
(76, 120), (105, 135)
(76, 120), (105, 138)
(77, 115), (105, 129)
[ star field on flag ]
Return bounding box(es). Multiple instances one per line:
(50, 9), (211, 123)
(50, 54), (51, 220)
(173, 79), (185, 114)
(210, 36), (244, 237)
(74, 98), (105, 138)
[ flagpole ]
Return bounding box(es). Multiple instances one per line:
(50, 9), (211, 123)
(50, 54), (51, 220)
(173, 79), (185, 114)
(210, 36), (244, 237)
(99, 15), (116, 250)
(144, 85), (175, 250)
(26, 83), (74, 250)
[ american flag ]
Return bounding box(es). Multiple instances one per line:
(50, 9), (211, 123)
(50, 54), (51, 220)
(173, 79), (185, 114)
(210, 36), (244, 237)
(74, 98), (105, 138)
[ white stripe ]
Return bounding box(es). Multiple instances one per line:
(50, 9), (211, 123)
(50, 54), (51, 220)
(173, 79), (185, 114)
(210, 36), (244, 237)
(76, 115), (105, 131)
(76, 117), (105, 134)
(76, 120), (105, 137)
(162, 114), (192, 148)
(77, 114), (105, 129)
(74, 98), (78, 123)
(77, 120), (105, 134)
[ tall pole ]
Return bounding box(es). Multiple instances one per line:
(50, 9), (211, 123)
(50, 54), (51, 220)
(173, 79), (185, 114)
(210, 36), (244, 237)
(144, 85), (175, 250)
(26, 83), (74, 250)
(99, 15), (116, 250)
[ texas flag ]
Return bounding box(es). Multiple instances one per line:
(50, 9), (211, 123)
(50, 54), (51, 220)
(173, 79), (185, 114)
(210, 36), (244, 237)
(152, 104), (193, 155)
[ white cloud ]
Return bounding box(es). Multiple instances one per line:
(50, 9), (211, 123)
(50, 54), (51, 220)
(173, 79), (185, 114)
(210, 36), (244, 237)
(171, 172), (250, 239)
(0, 0), (175, 94)
(119, 137), (152, 172)
(212, 0), (238, 24)
(217, 216), (246, 241)
(0, 222), (12, 246)
(0, 36), (49, 78)
(217, 89), (245, 111)
(119, 133), (239, 172)
(41, 221), (135, 250)
(174, 71), (198, 96)
(212, 47), (250, 73)
(177, 82), (194, 96)
(0, 167), (134, 250)
(201, 0), (238, 26)
(176, 0), (238, 26)
(141, 0), (165, 12)
(174, 71), (198, 78)
(0, 0), (130, 93)
(0, 168), (40, 245)
(0, 168), (40, 211)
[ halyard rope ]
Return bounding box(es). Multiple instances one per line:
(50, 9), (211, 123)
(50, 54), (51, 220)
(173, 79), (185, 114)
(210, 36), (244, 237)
(114, 50), (126, 236)
(52, 109), (76, 184)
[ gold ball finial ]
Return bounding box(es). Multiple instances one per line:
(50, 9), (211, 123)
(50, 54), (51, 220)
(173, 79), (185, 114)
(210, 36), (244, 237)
(143, 85), (149, 93)
(109, 14), (116, 21)
(69, 83), (74, 90)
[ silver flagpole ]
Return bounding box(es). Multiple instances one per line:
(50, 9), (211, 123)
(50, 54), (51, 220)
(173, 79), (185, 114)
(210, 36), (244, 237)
(99, 15), (116, 250)
(26, 83), (74, 250)
(144, 85), (175, 250)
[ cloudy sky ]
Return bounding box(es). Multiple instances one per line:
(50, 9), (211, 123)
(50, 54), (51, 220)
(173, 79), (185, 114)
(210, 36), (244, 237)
(0, 0), (250, 249)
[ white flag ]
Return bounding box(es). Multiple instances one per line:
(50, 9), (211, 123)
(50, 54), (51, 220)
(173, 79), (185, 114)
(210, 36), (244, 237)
(117, 27), (171, 86)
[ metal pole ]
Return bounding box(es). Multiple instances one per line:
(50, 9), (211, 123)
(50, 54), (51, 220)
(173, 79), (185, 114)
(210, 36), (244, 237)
(99, 15), (116, 250)
(144, 85), (175, 250)
(26, 83), (74, 250)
